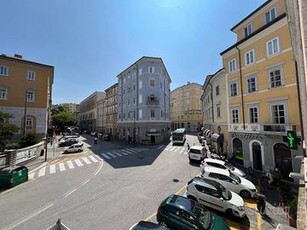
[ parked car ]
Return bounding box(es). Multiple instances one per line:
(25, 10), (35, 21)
(63, 143), (83, 154)
(188, 145), (206, 163)
(58, 135), (79, 142)
(103, 134), (111, 141)
(58, 138), (79, 147)
(129, 221), (170, 230)
(201, 167), (257, 198)
(200, 158), (246, 178)
(156, 194), (230, 230)
(186, 177), (246, 218)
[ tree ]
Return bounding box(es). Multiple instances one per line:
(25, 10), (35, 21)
(51, 106), (77, 133)
(0, 111), (19, 151)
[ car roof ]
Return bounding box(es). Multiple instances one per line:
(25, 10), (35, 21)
(162, 194), (194, 212)
(204, 158), (225, 165)
(203, 167), (230, 176)
(190, 145), (204, 150)
(131, 221), (169, 230)
(190, 177), (220, 190)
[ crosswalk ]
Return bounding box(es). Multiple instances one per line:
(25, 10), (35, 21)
(99, 147), (150, 160)
(29, 155), (100, 179)
(159, 144), (188, 154)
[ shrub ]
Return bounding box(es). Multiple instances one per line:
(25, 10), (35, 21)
(288, 198), (298, 219)
(5, 142), (20, 150)
(19, 133), (40, 148)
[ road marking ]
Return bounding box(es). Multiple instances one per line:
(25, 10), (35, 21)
(89, 155), (98, 162)
(169, 146), (176, 151)
(106, 152), (117, 158)
(122, 149), (134, 154)
(112, 151), (122, 157)
(28, 172), (35, 180)
(50, 164), (56, 174)
(59, 163), (66, 171)
(157, 145), (165, 150)
(38, 167), (46, 177)
(67, 160), (75, 169)
(120, 150), (128, 155)
(64, 188), (77, 197)
(0, 203), (54, 230)
(75, 159), (83, 167)
(101, 153), (111, 159)
(179, 148), (186, 154)
(82, 157), (91, 164)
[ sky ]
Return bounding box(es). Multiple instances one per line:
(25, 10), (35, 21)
(1, 0), (266, 104)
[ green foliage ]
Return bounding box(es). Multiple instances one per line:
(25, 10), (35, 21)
(5, 142), (20, 150)
(0, 111), (19, 151)
(51, 110), (77, 132)
(288, 198), (297, 219)
(19, 133), (40, 148)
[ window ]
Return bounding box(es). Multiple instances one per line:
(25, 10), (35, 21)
(160, 82), (162, 89)
(244, 23), (253, 37)
(133, 84), (136, 91)
(247, 74), (257, 93)
(216, 105), (221, 117)
(230, 82), (238, 97)
(26, 91), (35, 102)
(133, 97), (136, 105)
(139, 68), (142, 75)
(148, 66), (154, 73)
(150, 110), (155, 118)
(26, 118), (33, 130)
(127, 99), (130, 105)
(228, 59), (236, 72)
(249, 107), (258, 123)
(215, 85), (219, 96)
(139, 94), (142, 104)
(232, 109), (239, 123)
(139, 80), (142, 89)
(139, 109), (142, 119)
(271, 104), (285, 124)
(150, 79), (155, 87)
(265, 7), (276, 24)
(0, 66), (8, 76)
(161, 110), (163, 118)
(0, 88), (7, 100)
(268, 66), (283, 88)
(245, 50), (255, 65)
(267, 37), (280, 56)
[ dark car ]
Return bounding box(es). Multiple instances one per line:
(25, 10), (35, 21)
(156, 194), (230, 230)
(129, 221), (170, 230)
(58, 138), (79, 147)
(103, 134), (111, 141)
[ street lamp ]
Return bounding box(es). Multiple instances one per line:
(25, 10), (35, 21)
(23, 91), (28, 136)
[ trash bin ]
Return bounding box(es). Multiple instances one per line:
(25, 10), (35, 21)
(255, 193), (266, 214)
(0, 166), (28, 189)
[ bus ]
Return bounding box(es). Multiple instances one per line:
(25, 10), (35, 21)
(172, 128), (186, 145)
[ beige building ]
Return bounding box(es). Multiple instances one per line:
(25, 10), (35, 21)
(0, 54), (54, 137)
(220, 0), (303, 182)
(79, 91), (104, 133)
(201, 69), (228, 154)
(96, 93), (106, 133)
(105, 83), (118, 137)
(171, 82), (202, 132)
(57, 103), (80, 113)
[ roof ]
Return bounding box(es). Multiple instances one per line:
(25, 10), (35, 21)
(163, 194), (194, 212)
(190, 145), (205, 150)
(0, 54), (54, 69)
(204, 158), (225, 165)
(203, 166), (230, 176)
(191, 177), (220, 190)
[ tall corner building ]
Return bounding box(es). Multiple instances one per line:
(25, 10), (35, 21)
(117, 56), (171, 144)
(220, 0), (303, 181)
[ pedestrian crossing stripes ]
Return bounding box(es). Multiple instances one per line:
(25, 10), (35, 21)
(99, 147), (149, 160)
(28, 155), (100, 179)
(163, 144), (187, 154)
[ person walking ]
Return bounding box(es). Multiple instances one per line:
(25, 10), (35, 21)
(186, 143), (190, 152)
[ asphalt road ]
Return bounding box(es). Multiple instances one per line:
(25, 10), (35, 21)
(0, 134), (288, 229)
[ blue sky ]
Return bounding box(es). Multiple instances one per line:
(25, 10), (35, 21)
(1, 0), (266, 104)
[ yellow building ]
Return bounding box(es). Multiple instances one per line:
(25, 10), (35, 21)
(105, 83), (118, 137)
(220, 0), (303, 180)
(171, 82), (202, 132)
(0, 54), (54, 137)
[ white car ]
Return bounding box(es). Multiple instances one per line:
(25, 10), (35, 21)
(64, 143), (83, 154)
(200, 158), (246, 178)
(201, 167), (257, 198)
(188, 146), (206, 162)
(186, 177), (246, 218)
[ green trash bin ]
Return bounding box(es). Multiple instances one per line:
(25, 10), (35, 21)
(0, 166), (28, 189)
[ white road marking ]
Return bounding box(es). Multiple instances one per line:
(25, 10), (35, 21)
(101, 153), (111, 159)
(50, 164), (56, 174)
(75, 159), (83, 167)
(119, 150), (128, 155)
(28, 173), (35, 180)
(122, 149), (134, 154)
(112, 151), (122, 157)
(38, 167), (46, 177)
(59, 163), (66, 171)
(157, 145), (165, 150)
(82, 157), (91, 164)
(67, 160), (75, 169)
(106, 152), (117, 158)
(89, 155), (98, 162)
(179, 148), (186, 154)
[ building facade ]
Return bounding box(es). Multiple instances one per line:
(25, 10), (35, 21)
(201, 69), (228, 154)
(79, 91), (104, 133)
(171, 82), (202, 132)
(117, 57), (171, 144)
(96, 92), (106, 133)
(57, 103), (80, 114)
(0, 54), (54, 137)
(104, 83), (118, 137)
(220, 0), (303, 181)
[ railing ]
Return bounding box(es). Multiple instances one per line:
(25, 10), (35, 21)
(146, 97), (160, 105)
(263, 124), (286, 132)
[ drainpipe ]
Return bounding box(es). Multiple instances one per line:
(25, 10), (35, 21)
(235, 46), (246, 130)
(208, 82), (215, 125)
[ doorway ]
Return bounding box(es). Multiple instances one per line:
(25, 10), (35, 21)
(274, 143), (293, 181)
(252, 142), (262, 171)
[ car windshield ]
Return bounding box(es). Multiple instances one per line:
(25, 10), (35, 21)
(224, 161), (235, 171)
(192, 203), (212, 229)
(218, 184), (232, 200)
(229, 171), (241, 184)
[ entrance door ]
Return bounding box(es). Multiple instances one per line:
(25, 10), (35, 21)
(252, 142), (262, 171)
(274, 143), (293, 181)
(150, 136), (155, 144)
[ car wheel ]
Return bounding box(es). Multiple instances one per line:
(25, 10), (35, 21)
(64, 150), (68, 154)
(78, 149), (82, 152)
(226, 209), (239, 219)
(240, 190), (251, 198)
(159, 221), (168, 227)
(187, 195), (197, 202)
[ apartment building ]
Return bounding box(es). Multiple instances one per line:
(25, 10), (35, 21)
(201, 69), (228, 154)
(104, 83), (118, 137)
(117, 57), (171, 144)
(171, 82), (202, 132)
(57, 103), (80, 113)
(96, 93), (106, 133)
(0, 54), (54, 137)
(79, 91), (104, 132)
(220, 0), (303, 181)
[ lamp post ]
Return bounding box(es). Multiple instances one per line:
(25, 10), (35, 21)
(23, 91), (28, 136)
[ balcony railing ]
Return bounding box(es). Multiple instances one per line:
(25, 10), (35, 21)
(263, 124), (286, 132)
(146, 97), (160, 105)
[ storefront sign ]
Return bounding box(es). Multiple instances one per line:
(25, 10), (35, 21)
(231, 132), (263, 141)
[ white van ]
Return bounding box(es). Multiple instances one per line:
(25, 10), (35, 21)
(188, 145), (206, 162)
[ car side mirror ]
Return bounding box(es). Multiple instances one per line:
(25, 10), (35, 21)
(220, 197), (224, 201)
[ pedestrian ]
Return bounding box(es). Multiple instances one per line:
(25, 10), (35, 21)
(273, 168), (282, 187)
(187, 143), (190, 152)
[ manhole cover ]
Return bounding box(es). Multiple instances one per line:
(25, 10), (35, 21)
(173, 179), (179, 183)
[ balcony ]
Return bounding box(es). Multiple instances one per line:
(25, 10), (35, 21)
(146, 96), (160, 105)
(263, 124), (286, 132)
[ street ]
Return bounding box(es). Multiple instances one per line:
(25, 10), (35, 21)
(0, 135), (288, 230)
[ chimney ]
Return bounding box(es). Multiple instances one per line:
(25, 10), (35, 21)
(14, 54), (23, 59)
